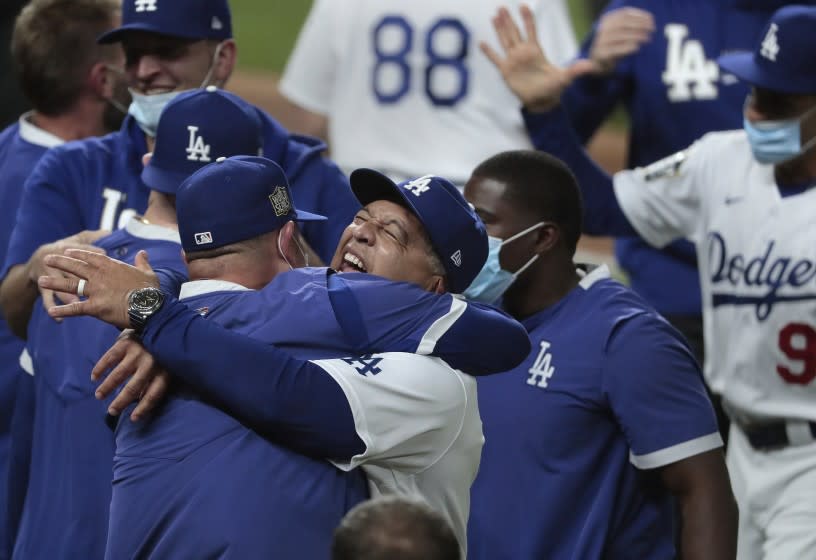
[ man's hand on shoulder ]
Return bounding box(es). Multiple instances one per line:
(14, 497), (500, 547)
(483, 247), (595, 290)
(27, 229), (109, 310)
(38, 248), (159, 328)
(93, 329), (171, 421)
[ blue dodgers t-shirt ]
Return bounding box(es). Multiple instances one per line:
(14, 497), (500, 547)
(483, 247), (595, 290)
(11, 221), (185, 560)
(562, 0), (772, 315)
(468, 266), (721, 559)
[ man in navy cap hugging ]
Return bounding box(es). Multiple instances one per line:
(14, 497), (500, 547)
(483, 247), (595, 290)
(0, 0), (359, 341)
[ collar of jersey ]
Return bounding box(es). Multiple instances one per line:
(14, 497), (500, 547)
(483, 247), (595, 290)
(578, 264), (610, 290)
(124, 217), (180, 244)
(520, 264), (611, 332)
(179, 279), (252, 300)
(18, 112), (64, 148)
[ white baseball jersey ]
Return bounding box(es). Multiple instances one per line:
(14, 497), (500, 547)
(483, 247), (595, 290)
(614, 130), (816, 422)
(279, 0), (577, 184)
(316, 352), (482, 556)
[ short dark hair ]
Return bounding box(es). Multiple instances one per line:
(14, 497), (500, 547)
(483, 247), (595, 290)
(471, 150), (584, 255)
(12, 0), (120, 115)
(332, 497), (460, 560)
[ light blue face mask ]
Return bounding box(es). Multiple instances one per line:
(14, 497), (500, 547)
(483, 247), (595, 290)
(127, 42), (225, 137)
(128, 89), (184, 137)
(463, 222), (544, 304)
(744, 103), (816, 165)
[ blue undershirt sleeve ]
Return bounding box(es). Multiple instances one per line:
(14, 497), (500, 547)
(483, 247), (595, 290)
(140, 299), (365, 459)
(522, 107), (638, 237)
(561, 19), (631, 143)
(154, 268), (187, 297)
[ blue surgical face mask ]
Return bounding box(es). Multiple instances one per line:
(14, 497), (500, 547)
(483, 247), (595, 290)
(127, 42), (226, 137)
(463, 222), (544, 303)
(128, 89), (183, 137)
(744, 103), (816, 165)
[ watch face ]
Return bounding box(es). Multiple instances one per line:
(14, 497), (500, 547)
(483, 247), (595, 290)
(131, 288), (162, 312)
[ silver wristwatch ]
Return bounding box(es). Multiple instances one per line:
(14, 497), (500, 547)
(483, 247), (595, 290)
(127, 287), (165, 334)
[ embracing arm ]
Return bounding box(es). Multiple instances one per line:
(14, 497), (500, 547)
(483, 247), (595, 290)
(140, 299), (364, 459)
(0, 231), (108, 338)
(0, 266), (39, 339)
(328, 274), (530, 374)
(660, 450), (738, 560)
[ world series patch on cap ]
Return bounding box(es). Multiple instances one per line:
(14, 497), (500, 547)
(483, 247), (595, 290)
(98, 0), (232, 44)
(717, 5), (816, 94)
(141, 87), (263, 195)
(349, 169), (488, 293)
(177, 155), (326, 253)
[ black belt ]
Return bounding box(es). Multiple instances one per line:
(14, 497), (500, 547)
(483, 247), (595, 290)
(740, 421), (816, 451)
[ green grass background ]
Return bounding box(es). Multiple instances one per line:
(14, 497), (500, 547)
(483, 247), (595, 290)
(231, 0), (593, 73)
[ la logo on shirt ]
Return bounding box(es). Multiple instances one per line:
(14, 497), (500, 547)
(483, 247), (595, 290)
(662, 24), (718, 102)
(527, 340), (555, 389)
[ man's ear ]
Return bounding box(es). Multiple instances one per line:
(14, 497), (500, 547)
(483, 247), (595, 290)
(278, 221), (306, 268)
(88, 62), (110, 99)
(533, 223), (561, 255)
(181, 249), (189, 266)
(212, 40), (237, 86)
(428, 275), (446, 295)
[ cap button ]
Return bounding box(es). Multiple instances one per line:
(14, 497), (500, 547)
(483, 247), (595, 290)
(206, 85), (218, 92)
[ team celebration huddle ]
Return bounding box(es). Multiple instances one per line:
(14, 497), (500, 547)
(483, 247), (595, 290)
(0, 0), (814, 558)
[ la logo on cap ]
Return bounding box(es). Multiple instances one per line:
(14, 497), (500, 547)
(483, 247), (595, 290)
(186, 126), (212, 163)
(134, 0), (157, 12)
(761, 23), (780, 62)
(404, 176), (433, 197)
(269, 186), (291, 217)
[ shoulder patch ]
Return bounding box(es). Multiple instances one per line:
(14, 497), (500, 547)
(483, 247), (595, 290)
(641, 151), (687, 182)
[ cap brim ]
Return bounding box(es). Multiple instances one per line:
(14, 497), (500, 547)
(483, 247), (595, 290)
(717, 52), (769, 86)
(141, 165), (190, 195)
(98, 23), (204, 44)
(292, 209), (327, 222)
(349, 168), (418, 214)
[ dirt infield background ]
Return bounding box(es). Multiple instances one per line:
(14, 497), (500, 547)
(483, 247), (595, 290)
(230, 70), (627, 269)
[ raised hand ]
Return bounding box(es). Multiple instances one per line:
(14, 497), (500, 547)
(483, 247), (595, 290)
(589, 7), (655, 74)
(480, 4), (598, 112)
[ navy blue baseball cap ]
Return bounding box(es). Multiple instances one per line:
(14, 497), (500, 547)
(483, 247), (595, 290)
(141, 87), (263, 194)
(98, 0), (232, 44)
(177, 156), (326, 253)
(349, 169), (488, 294)
(718, 5), (816, 94)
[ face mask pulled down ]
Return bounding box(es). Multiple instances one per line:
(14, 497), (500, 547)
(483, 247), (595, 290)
(128, 42), (225, 137)
(463, 222), (544, 303)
